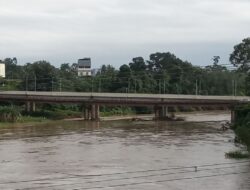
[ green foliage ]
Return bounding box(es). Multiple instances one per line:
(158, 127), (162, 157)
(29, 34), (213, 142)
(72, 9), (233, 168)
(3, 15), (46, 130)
(234, 105), (250, 151)
(0, 106), (21, 122)
(230, 37), (250, 69)
(1, 48), (248, 95)
(225, 151), (250, 159)
(100, 107), (135, 117)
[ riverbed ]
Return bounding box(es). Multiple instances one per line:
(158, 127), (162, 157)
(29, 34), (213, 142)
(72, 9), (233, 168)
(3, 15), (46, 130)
(0, 111), (249, 189)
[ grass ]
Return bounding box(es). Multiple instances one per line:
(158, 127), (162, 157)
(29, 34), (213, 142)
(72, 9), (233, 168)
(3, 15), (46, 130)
(0, 116), (49, 128)
(225, 150), (250, 159)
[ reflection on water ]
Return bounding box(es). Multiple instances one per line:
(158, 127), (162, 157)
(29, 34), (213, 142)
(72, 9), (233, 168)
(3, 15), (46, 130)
(0, 112), (249, 190)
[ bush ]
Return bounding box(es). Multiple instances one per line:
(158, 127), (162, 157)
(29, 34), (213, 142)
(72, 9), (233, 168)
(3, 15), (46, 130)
(225, 151), (250, 159)
(0, 106), (21, 122)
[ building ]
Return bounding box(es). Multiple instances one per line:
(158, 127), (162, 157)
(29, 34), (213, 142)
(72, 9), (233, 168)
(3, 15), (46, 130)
(77, 58), (92, 76)
(0, 61), (5, 78)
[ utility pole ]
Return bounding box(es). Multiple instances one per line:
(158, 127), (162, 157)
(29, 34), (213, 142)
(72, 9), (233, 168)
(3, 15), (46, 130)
(199, 80), (201, 95)
(232, 79), (235, 96)
(26, 76), (28, 92)
(235, 80), (237, 96)
(195, 79), (198, 95)
(163, 80), (166, 94)
(128, 79), (130, 93)
(59, 78), (62, 92)
(134, 79), (137, 93)
(91, 78), (93, 93)
(98, 79), (101, 92)
(51, 78), (53, 92)
(159, 80), (161, 94)
(34, 75), (36, 91)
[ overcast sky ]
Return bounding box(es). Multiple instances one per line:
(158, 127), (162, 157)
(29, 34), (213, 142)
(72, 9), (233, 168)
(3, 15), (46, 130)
(0, 0), (249, 68)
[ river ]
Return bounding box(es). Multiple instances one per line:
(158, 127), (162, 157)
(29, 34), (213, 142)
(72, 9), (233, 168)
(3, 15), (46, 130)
(0, 111), (249, 190)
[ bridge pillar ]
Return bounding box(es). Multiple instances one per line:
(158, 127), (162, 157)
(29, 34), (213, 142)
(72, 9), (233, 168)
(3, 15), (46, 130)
(25, 101), (31, 112)
(95, 104), (100, 121)
(31, 102), (36, 112)
(160, 106), (168, 118)
(154, 106), (160, 120)
(231, 110), (236, 124)
(84, 108), (89, 120)
(91, 104), (96, 121)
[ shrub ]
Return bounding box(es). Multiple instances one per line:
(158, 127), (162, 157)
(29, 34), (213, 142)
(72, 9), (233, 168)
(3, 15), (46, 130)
(0, 106), (21, 122)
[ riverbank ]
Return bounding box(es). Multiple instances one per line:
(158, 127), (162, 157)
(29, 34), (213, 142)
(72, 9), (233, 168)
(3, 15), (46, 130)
(0, 110), (231, 128)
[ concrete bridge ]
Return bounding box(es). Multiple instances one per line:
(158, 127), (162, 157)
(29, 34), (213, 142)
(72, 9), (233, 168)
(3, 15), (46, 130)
(0, 91), (249, 121)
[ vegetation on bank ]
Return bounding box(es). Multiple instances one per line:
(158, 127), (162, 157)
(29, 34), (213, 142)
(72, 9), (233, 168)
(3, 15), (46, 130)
(0, 104), (140, 126)
(225, 151), (250, 159)
(226, 105), (250, 159)
(0, 106), (21, 122)
(233, 105), (250, 150)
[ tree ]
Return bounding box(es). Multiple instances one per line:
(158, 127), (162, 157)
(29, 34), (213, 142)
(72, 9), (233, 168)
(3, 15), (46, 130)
(230, 37), (250, 71)
(23, 61), (58, 91)
(129, 57), (146, 72)
(230, 38), (250, 95)
(212, 56), (220, 65)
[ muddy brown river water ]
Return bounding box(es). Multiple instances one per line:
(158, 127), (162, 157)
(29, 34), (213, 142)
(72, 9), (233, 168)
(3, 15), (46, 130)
(0, 111), (249, 190)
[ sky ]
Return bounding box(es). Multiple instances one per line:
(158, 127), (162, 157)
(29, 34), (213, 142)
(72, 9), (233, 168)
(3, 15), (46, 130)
(0, 0), (249, 68)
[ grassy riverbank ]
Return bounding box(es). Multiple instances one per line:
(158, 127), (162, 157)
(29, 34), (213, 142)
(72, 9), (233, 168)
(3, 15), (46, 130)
(227, 105), (250, 159)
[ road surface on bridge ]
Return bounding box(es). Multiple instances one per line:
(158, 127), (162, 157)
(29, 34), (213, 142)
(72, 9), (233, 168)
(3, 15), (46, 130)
(0, 91), (249, 106)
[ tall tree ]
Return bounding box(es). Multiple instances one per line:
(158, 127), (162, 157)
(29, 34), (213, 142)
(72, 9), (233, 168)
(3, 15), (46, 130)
(230, 37), (250, 71)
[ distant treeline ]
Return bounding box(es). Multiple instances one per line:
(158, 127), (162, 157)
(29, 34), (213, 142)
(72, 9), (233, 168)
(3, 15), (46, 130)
(0, 51), (248, 96)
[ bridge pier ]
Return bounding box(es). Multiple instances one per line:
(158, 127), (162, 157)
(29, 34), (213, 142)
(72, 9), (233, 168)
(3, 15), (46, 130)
(154, 106), (169, 120)
(84, 108), (90, 120)
(84, 104), (100, 121)
(25, 101), (30, 112)
(25, 101), (36, 112)
(95, 104), (100, 121)
(231, 110), (236, 124)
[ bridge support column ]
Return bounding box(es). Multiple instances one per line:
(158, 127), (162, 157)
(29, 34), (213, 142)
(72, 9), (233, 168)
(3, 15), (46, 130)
(160, 106), (168, 118)
(154, 106), (160, 120)
(91, 104), (96, 121)
(231, 110), (236, 124)
(25, 101), (36, 113)
(84, 108), (89, 120)
(31, 102), (36, 112)
(25, 101), (30, 112)
(95, 104), (100, 121)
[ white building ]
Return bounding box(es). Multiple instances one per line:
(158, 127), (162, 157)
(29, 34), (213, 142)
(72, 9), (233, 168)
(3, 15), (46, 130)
(77, 58), (92, 76)
(0, 62), (5, 78)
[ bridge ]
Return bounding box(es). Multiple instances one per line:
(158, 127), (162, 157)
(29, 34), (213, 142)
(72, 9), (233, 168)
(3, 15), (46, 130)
(0, 91), (249, 121)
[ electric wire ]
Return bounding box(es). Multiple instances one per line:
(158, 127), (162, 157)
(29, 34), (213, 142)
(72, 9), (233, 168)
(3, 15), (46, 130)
(78, 170), (250, 190)
(1, 161), (249, 185)
(21, 164), (250, 190)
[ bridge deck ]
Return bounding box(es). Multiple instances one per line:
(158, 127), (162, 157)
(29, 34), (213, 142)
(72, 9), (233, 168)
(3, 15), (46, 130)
(0, 91), (249, 106)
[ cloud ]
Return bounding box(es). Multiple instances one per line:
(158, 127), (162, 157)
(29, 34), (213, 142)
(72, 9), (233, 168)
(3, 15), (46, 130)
(0, 0), (249, 67)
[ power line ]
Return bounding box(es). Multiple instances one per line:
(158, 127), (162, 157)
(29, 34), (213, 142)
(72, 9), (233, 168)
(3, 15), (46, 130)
(24, 164), (249, 189)
(2, 161), (249, 185)
(78, 170), (250, 190)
